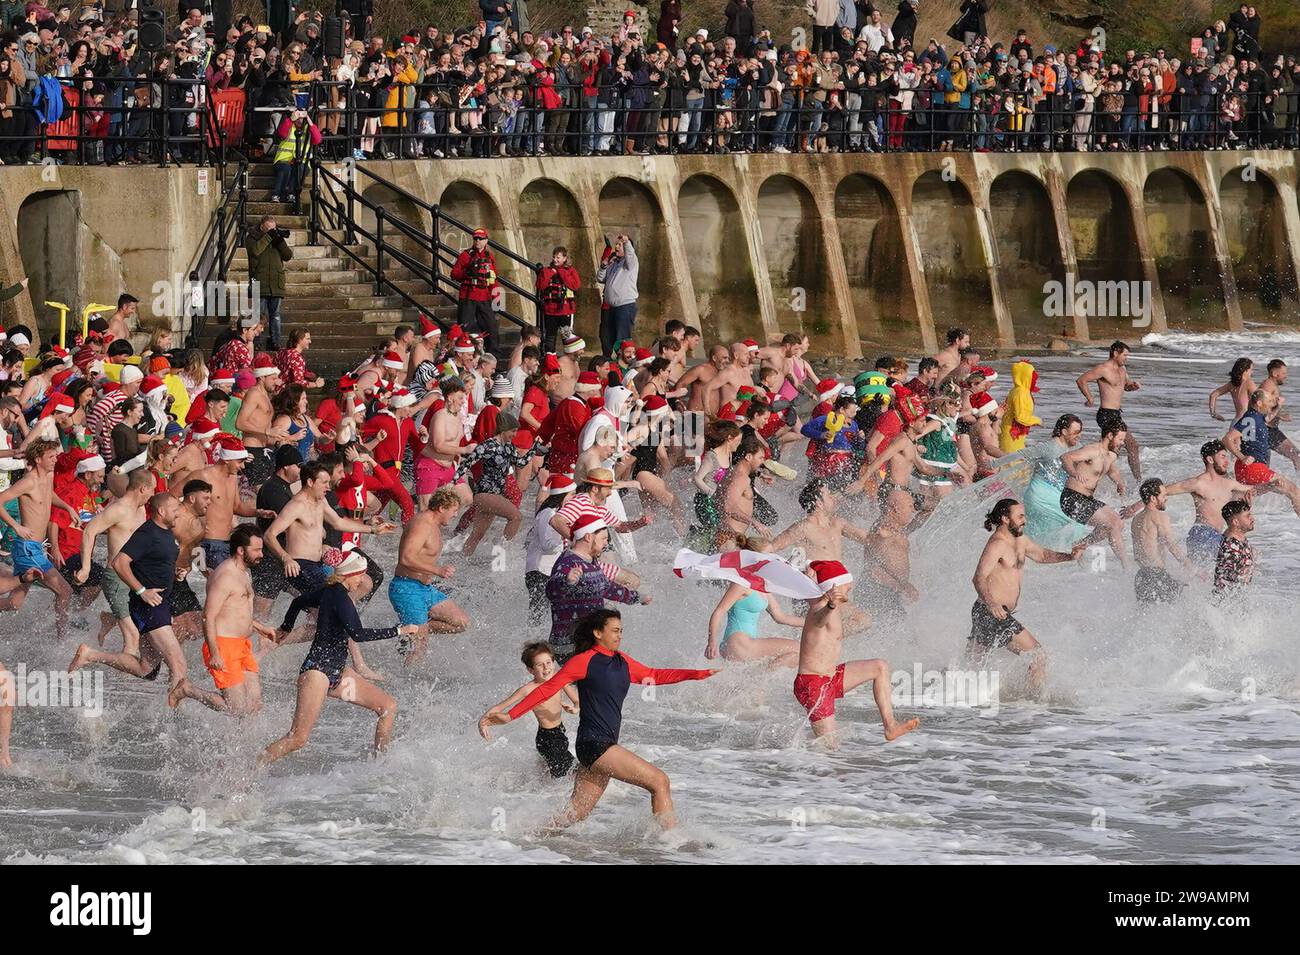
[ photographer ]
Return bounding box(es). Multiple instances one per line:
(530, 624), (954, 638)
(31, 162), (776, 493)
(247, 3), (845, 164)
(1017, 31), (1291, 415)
(597, 233), (638, 355)
(246, 215), (294, 351)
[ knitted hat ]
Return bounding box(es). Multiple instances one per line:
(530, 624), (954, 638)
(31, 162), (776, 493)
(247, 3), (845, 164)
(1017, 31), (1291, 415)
(563, 333), (585, 355)
(490, 375), (514, 399)
(120, 365), (144, 385)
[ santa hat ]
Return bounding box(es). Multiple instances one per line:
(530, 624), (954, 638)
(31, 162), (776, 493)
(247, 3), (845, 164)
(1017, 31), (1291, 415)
(119, 450), (149, 474)
(897, 394), (925, 425)
(336, 551), (369, 577)
(563, 333), (585, 355)
(543, 354), (561, 374)
(381, 350), (405, 370)
(337, 374), (357, 394)
(817, 378), (843, 403)
(618, 339), (637, 352)
(52, 345), (72, 366)
(545, 473), (576, 495)
(253, 353), (279, 378)
(189, 418), (220, 442)
(0, 325), (6, 341)
(389, 388), (417, 409)
(51, 369), (75, 391)
(635, 347), (654, 367)
(575, 371), (602, 394)
(120, 364), (144, 385)
(210, 368), (235, 387)
(809, 560), (853, 593)
(75, 452), (106, 475)
(969, 391), (997, 416)
(453, 337), (476, 355)
(40, 392), (76, 418)
(142, 375), (168, 399)
(490, 375), (514, 399)
(643, 395), (670, 418)
(419, 317), (442, 339)
(743, 339), (760, 353)
(217, 434), (249, 461)
(55, 448), (93, 476)
(448, 324), (465, 340)
(973, 365), (998, 383)
(571, 513), (608, 541)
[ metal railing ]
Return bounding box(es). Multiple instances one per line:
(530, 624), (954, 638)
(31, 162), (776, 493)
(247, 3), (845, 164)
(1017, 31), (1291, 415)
(182, 157), (248, 350)
(274, 78), (1299, 158)
(307, 157), (544, 338)
(0, 76), (229, 166)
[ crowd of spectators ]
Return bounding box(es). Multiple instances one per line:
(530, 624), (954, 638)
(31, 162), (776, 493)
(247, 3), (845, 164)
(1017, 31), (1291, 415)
(0, 2), (1295, 165)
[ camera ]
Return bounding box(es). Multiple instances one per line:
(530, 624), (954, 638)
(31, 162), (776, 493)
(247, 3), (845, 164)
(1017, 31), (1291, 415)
(273, 227), (291, 239)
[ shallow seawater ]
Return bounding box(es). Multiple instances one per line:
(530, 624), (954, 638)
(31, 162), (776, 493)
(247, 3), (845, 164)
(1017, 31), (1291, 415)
(3, 332), (1300, 864)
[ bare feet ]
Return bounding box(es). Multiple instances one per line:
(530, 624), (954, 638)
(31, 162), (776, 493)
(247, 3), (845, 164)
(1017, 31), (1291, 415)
(68, 644), (92, 673)
(0, 751), (11, 769)
(97, 611), (116, 646)
(884, 717), (921, 742)
(167, 679), (191, 709)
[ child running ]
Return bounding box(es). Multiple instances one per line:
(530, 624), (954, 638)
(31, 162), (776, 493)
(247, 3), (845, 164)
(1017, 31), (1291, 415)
(479, 641), (580, 777)
(480, 609), (717, 829)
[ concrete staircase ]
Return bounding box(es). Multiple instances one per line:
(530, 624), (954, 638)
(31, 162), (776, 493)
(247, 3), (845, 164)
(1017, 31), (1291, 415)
(196, 162), (459, 382)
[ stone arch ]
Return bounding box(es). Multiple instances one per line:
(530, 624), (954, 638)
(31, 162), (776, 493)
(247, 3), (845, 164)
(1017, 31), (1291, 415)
(756, 174), (833, 347)
(517, 178), (597, 336)
(1219, 167), (1298, 322)
(677, 174), (760, 343)
(598, 177), (677, 333)
(358, 183), (431, 283)
(1065, 169), (1145, 341)
(18, 189), (127, 341)
(909, 171), (994, 344)
(834, 173), (913, 348)
(988, 171), (1065, 343)
(437, 180), (517, 303)
(1143, 168), (1227, 330)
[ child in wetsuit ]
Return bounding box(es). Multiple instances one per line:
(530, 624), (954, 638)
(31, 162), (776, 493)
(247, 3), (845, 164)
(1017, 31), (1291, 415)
(478, 642), (579, 777)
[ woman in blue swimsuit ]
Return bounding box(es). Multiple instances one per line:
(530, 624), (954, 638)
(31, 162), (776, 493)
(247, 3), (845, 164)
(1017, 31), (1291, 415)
(705, 560), (806, 665)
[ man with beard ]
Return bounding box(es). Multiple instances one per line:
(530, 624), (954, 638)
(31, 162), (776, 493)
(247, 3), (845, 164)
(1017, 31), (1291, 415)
(969, 499), (1083, 697)
(1130, 479), (1195, 604)
(1164, 440), (1254, 565)
(1060, 422), (1133, 571)
(177, 524), (279, 714)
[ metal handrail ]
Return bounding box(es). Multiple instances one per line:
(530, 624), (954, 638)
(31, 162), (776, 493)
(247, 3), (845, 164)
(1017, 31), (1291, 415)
(308, 157), (542, 336)
(183, 158), (248, 350)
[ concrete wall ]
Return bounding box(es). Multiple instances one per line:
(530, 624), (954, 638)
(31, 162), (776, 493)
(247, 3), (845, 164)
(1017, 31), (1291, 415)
(354, 149), (1300, 358)
(5, 150), (1300, 360)
(0, 167), (220, 347)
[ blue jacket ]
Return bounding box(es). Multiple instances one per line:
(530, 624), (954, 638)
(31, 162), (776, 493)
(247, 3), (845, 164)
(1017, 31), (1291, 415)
(32, 77), (66, 124)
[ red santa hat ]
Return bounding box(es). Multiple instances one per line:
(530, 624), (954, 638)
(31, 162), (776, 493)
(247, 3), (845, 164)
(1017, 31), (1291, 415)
(571, 513), (608, 541)
(817, 378), (843, 403)
(618, 339), (637, 352)
(545, 472), (577, 495)
(189, 418), (220, 442)
(575, 371), (602, 395)
(336, 551), (370, 577)
(337, 373), (357, 393)
(142, 374), (168, 399)
(217, 434), (249, 461)
(253, 353), (280, 378)
(809, 560), (853, 593)
(419, 317), (442, 339)
(52, 345), (72, 366)
(55, 447), (96, 476)
(51, 368), (76, 391)
(743, 339), (760, 353)
(381, 350), (405, 370)
(973, 364), (998, 383)
(969, 391), (998, 416)
(210, 368), (235, 387)
(543, 354), (561, 374)
(389, 388), (417, 409)
(643, 394), (670, 418)
(897, 394), (925, 425)
(563, 333), (585, 355)
(75, 451), (106, 475)
(453, 337), (476, 355)
(40, 392), (76, 418)
(635, 347), (654, 367)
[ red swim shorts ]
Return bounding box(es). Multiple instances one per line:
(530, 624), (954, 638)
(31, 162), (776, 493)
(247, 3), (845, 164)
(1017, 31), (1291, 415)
(793, 664), (846, 723)
(1234, 460), (1275, 486)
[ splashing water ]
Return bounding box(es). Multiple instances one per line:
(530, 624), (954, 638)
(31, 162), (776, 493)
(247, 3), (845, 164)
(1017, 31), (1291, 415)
(2, 339), (1299, 863)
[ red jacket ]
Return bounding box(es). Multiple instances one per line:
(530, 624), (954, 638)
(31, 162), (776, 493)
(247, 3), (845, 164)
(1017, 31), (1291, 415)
(451, 248), (498, 302)
(537, 265), (581, 317)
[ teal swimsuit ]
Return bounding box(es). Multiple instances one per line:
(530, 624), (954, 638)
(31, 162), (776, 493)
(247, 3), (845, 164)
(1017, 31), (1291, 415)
(722, 590), (766, 651)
